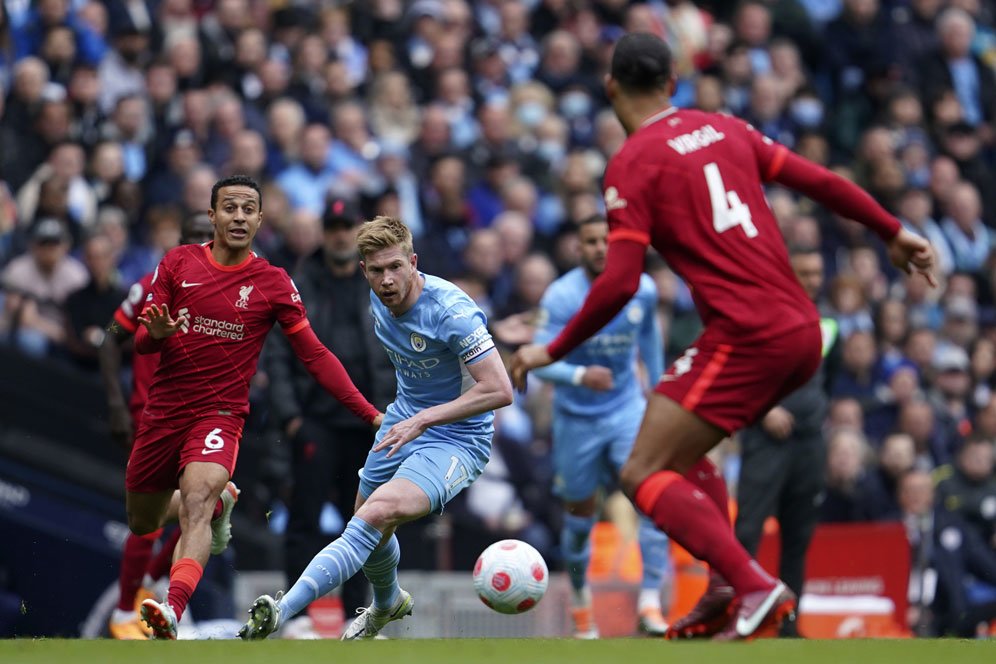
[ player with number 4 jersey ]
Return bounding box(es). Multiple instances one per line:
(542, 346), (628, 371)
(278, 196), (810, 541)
(511, 33), (937, 641)
(128, 176), (382, 640)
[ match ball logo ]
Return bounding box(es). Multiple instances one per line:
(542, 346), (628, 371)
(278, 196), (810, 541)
(410, 333), (427, 352)
(236, 285), (254, 309)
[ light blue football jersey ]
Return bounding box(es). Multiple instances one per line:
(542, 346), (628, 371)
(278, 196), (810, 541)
(534, 269), (663, 417)
(370, 273), (496, 438)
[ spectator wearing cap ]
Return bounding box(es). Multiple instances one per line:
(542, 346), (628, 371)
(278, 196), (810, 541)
(0, 217), (86, 357)
(930, 345), (974, 463)
(276, 123), (336, 216)
(265, 197), (395, 633)
(940, 181), (990, 274)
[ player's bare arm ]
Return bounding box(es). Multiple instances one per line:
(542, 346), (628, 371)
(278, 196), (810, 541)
(137, 303), (188, 340)
(375, 350), (513, 457)
(99, 319), (135, 448)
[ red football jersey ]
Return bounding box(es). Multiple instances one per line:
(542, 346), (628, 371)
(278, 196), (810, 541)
(113, 271), (159, 421)
(142, 243), (308, 421)
(603, 107), (818, 342)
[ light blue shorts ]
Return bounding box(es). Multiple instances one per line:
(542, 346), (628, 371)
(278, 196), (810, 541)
(358, 422), (491, 514)
(552, 402), (645, 502)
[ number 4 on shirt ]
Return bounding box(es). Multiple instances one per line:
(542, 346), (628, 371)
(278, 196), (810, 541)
(704, 162), (758, 239)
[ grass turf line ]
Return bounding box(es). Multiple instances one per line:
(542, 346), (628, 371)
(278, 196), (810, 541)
(2, 638), (995, 664)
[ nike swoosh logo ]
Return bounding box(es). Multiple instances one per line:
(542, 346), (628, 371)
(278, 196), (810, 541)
(201, 449), (224, 455)
(181, 281), (203, 288)
(736, 582), (786, 637)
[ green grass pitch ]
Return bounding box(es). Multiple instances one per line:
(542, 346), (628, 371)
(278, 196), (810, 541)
(2, 638), (995, 664)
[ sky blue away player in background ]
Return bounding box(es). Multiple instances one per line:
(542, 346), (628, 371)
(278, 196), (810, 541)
(239, 216), (514, 641)
(532, 215), (671, 638)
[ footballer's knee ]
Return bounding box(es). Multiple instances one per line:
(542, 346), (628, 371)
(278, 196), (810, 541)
(355, 495), (405, 531)
(619, 461), (653, 501)
(127, 512), (161, 536)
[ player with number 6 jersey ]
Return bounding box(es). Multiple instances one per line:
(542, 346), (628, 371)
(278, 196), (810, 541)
(128, 175), (383, 640)
(511, 33), (937, 641)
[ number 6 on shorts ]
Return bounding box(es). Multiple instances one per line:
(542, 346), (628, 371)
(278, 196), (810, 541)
(203, 427), (225, 454)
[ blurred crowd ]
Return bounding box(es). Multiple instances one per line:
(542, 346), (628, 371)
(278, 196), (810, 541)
(0, 0), (995, 638)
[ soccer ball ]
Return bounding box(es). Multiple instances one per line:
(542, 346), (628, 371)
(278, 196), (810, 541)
(473, 539), (548, 614)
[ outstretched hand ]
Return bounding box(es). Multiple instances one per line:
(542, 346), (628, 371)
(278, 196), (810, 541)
(373, 413), (428, 458)
(509, 344), (554, 393)
(137, 303), (187, 339)
(887, 229), (937, 288)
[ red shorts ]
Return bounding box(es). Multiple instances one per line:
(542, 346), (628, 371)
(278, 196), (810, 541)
(655, 323), (822, 434)
(126, 414), (243, 493)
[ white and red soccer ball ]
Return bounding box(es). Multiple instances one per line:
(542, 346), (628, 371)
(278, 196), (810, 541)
(473, 539), (549, 614)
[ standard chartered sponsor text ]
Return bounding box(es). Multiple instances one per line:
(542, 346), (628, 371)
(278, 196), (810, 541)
(193, 315), (246, 340)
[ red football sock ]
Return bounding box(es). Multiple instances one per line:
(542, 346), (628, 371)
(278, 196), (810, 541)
(116, 530), (161, 611)
(635, 471), (775, 595)
(211, 497), (223, 521)
(166, 558), (204, 621)
(147, 528), (182, 581)
(684, 457), (730, 523)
